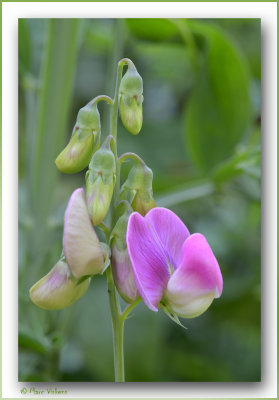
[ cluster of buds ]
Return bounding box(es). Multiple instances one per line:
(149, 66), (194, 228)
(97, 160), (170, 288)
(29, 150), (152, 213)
(30, 58), (223, 323)
(30, 59), (147, 311)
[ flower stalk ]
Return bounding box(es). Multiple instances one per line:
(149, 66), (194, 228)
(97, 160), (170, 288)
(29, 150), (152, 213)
(106, 58), (135, 382)
(29, 54), (223, 384)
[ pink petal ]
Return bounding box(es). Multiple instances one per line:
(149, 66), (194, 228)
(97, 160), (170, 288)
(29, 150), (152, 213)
(145, 207), (190, 269)
(126, 212), (169, 311)
(63, 188), (104, 278)
(165, 233), (223, 318)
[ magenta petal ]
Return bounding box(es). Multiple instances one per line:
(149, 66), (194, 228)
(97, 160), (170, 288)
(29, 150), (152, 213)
(145, 207), (190, 269)
(165, 233), (223, 318)
(126, 212), (169, 311)
(176, 233), (222, 297)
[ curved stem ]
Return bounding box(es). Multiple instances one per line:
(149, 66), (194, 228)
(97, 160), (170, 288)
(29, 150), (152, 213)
(89, 94), (113, 106)
(118, 152), (145, 166)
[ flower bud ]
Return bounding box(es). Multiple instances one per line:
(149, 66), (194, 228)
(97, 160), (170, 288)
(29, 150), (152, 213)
(63, 188), (104, 278)
(111, 212), (139, 303)
(29, 260), (91, 310)
(86, 136), (116, 226)
(120, 162), (156, 216)
(119, 64), (143, 135)
(55, 103), (101, 174)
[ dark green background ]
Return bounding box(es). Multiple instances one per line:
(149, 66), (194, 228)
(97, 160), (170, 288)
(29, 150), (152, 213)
(18, 18), (261, 382)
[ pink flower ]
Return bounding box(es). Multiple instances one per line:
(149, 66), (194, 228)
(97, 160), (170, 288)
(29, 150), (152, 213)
(126, 207), (223, 318)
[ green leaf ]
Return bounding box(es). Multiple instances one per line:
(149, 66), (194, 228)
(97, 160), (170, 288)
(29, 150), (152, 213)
(19, 327), (50, 354)
(29, 19), (80, 252)
(125, 18), (178, 41)
(184, 21), (251, 171)
(212, 143), (260, 183)
(134, 42), (194, 92)
(155, 179), (214, 207)
(18, 19), (31, 74)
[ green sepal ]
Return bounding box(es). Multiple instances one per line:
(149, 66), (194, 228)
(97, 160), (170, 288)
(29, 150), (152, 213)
(100, 242), (111, 273)
(160, 301), (187, 330)
(76, 102), (101, 131)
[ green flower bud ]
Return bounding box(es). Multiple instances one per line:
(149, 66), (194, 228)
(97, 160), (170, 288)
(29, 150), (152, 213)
(111, 210), (139, 303)
(119, 64), (143, 135)
(29, 260), (90, 310)
(55, 127), (95, 174)
(120, 161), (156, 216)
(55, 102), (101, 174)
(86, 136), (116, 226)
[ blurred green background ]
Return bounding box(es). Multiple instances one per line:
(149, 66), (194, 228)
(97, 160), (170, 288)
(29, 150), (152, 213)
(18, 18), (261, 382)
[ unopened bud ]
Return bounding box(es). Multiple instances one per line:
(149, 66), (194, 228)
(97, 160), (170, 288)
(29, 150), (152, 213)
(55, 102), (101, 174)
(120, 161), (156, 216)
(86, 136), (116, 226)
(63, 188), (104, 278)
(119, 64), (143, 135)
(111, 212), (139, 303)
(29, 260), (90, 310)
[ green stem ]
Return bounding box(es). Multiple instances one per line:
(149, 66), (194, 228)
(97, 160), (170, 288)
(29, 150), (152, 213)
(118, 152), (146, 166)
(106, 56), (139, 382)
(110, 58), (130, 210)
(106, 58), (132, 383)
(106, 266), (125, 382)
(110, 59), (129, 140)
(89, 95), (113, 106)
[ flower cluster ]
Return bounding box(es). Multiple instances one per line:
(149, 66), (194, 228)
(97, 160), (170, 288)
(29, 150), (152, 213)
(30, 58), (223, 325)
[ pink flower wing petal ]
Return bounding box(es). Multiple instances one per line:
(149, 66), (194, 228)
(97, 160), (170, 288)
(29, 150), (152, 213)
(63, 188), (104, 278)
(145, 207), (190, 269)
(126, 212), (170, 311)
(165, 233), (223, 318)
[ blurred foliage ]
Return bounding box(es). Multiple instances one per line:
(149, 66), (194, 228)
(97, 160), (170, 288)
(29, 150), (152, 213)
(18, 18), (261, 382)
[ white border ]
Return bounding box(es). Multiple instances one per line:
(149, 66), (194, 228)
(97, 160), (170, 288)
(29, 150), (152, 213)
(2, 2), (277, 399)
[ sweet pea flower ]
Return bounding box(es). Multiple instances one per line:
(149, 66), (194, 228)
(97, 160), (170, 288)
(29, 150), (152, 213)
(126, 207), (223, 319)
